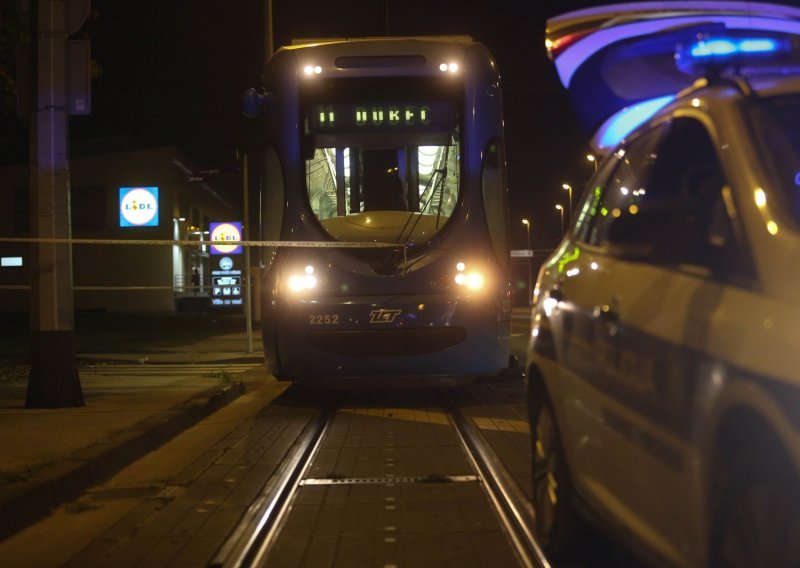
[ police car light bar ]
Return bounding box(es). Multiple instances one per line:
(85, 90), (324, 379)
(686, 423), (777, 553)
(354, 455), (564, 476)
(696, 38), (776, 56)
(546, 2), (800, 156)
(549, 8), (800, 88)
(676, 35), (792, 74)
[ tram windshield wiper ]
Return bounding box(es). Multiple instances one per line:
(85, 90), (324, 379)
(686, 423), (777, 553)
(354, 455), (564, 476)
(394, 142), (452, 248)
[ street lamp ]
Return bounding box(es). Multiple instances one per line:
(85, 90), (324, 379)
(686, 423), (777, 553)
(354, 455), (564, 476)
(586, 153), (598, 174)
(562, 183), (572, 222)
(521, 218), (532, 306)
(555, 204), (564, 235)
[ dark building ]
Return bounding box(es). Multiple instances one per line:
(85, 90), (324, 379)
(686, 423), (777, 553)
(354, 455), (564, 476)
(0, 145), (237, 313)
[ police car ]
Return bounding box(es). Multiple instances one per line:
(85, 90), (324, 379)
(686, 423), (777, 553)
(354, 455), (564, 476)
(527, 2), (800, 566)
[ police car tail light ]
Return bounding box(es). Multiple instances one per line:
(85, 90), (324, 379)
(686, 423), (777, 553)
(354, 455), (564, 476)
(454, 261), (486, 291)
(675, 35), (792, 75)
(546, 29), (594, 61)
(287, 265), (318, 293)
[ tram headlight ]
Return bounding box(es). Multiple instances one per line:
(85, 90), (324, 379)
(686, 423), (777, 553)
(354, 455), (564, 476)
(453, 261), (486, 292)
(466, 271), (485, 290)
(439, 61), (460, 74)
(287, 265), (318, 293)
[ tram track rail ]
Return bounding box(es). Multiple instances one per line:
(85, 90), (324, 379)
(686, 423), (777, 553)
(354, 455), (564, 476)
(210, 409), (333, 568)
(443, 392), (550, 568)
(211, 392), (550, 568)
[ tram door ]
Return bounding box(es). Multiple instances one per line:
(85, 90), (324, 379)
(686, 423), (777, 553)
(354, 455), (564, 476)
(362, 150), (403, 211)
(354, 148), (420, 213)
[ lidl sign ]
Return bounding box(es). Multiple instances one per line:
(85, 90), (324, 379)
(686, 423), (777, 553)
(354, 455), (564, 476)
(119, 186), (159, 227)
(209, 222), (243, 255)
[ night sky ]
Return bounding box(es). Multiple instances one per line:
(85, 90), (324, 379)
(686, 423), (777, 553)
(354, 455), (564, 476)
(5, 0), (618, 247)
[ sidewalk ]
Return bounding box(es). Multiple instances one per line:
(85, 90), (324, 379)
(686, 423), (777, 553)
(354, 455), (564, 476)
(0, 327), (264, 541)
(0, 311), (531, 542)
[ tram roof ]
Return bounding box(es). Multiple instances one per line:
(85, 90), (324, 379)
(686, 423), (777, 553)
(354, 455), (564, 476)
(288, 36), (475, 49)
(273, 36), (485, 79)
(545, 1), (800, 152)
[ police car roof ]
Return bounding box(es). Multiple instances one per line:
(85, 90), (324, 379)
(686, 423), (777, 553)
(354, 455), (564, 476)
(545, 1), (800, 151)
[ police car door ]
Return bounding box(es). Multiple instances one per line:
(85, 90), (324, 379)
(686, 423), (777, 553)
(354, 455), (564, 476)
(553, 123), (666, 513)
(588, 117), (740, 561)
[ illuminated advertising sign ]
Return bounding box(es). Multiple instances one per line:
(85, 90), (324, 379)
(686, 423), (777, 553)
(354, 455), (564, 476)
(119, 187), (159, 227)
(211, 255), (243, 307)
(209, 222), (243, 255)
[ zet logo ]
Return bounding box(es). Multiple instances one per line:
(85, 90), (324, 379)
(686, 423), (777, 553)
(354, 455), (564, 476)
(119, 187), (159, 227)
(369, 308), (402, 324)
(210, 222), (243, 255)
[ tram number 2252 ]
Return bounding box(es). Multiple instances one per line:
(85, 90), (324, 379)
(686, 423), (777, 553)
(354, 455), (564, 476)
(309, 314), (340, 325)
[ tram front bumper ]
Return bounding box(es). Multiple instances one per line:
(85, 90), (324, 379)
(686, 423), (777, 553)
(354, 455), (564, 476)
(268, 294), (510, 380)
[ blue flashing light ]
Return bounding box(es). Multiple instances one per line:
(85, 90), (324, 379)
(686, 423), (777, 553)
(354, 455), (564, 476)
(677, 35), (790, 74)
(691, 38), (780, 58)
(596, 95), (676, 150)
(691, 39), (738, 57)
(739, 39), (780, 53)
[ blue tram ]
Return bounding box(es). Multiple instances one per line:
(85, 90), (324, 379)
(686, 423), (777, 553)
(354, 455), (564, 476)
(244, 36), (513, 383)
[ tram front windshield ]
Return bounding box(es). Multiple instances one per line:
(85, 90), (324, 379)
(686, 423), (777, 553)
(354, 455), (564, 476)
(302, 77), (461, 246)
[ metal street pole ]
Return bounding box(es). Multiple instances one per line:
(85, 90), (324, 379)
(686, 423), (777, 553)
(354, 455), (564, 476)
(243, 154), (253, 354)
(265, 0), (273, 60)
(521, 218), (532, 307)
(556, 204), (564, 235)
(26, 0), (88, 408)
(562, 183), (572, 224)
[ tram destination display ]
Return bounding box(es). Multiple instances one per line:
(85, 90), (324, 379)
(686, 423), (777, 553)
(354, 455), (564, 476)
(307, 102), (455, 134)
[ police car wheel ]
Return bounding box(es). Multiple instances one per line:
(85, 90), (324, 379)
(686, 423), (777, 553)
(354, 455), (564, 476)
(712, 444), (800, 567)
(530, 391), (580, 557)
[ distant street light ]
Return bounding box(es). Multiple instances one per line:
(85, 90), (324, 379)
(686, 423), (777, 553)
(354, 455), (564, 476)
(521, 219), (532, 306)
(586, 153), (598, 174)
(562, 183), (572, 223)
(521, 218), (531, 247)
(555, 204), (565, 235)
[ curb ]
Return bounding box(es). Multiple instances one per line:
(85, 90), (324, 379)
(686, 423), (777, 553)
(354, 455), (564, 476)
(0, 381), (246, 541)
(76, 355), (265, 365)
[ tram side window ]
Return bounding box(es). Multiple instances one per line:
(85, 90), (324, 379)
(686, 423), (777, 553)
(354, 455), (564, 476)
(306, 147), (347, 219)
